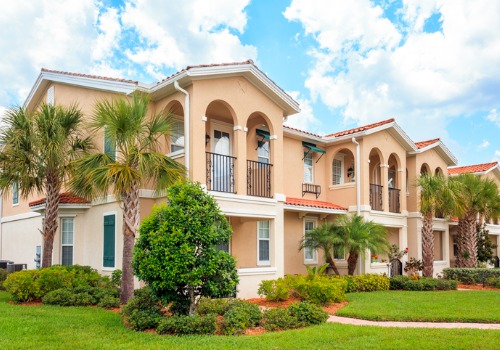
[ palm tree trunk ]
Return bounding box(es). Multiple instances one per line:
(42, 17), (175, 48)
(461, 217), (478, 268)
(421, 214), (434, 277)
(347, 251), (359, 275)
(326, 255), (341, 275)
(456, 220), (466, 267)
(121, 182), (140, 304)
(42, 173), (61, 268)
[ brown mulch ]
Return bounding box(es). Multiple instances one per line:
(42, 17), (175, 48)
(246, 297), (348, 316)
(457, 284), (500, 291)
(10, 300), (43, 306)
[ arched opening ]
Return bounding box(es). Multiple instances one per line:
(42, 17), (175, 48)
(387, 154), (400, 213)
(164, 100), (184, 155)
(435, 167), (444, 177)
(369, 148), (383, 211)
(246, 112), (273, 198)
(420, 163), (430, 175)
(205, 100), (237, 193)
(332, 148), (356, 185)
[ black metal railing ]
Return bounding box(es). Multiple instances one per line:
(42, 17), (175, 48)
(370, 184), (383, 211)
(247, 160), (273, 198)
(206, 152), (236, 193)
(302, 183), (321, 199)
(388, 188), (400, 213)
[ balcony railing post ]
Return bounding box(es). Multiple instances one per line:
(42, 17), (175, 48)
(247, 160), (273, 198)
(370, 184), (383, 211)
(206, 152), (236, 194)
(388, 188), (401, 213)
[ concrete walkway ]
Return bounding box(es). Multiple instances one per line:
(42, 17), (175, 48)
(328, 315), (500, 330)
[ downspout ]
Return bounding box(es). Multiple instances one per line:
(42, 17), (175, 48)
(174, 81), (190, 177)
(351, 137), (360, 215)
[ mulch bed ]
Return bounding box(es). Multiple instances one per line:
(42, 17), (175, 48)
(246, 297), (348, 315)
(457, 284), (500, 291)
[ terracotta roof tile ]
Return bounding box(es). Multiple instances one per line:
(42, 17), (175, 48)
(448, 162), (498, 175)
(325, 118), (395, 138)
(29, 192), (90, 207)
(415, 138), (440, 149)
(41, 68), (138, 84)
(283, 125), (321, 138)
(285, 197), (347, 211)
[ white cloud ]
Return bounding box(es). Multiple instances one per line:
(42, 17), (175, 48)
(284, 0), (500, 140)
(486, 108), (500, 128)
(494, 150), (500, 162)
(283, 91), (322, 133)
(477, 139), (490, 150)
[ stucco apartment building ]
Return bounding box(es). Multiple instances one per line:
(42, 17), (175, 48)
(1, 61), (499, 298)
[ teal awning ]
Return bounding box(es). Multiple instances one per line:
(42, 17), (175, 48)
(256, 129), (271, 140)
(302, 142), (325, 154)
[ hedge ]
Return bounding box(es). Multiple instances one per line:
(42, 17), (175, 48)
(442, 268), (500, 284)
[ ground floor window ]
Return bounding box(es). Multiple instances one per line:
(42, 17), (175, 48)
(304, 219), (317, 263)
(61, 218), (74, 266)
(103, 214), (116, 268)
(258, 221), (270, 265)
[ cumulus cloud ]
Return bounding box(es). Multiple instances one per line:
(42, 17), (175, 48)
(284, 91), (321, 132)
(284, 0), (500, 140)
(477, 139), (490, 150)
(494, 150), (500, 162)
(486, 108), (500, 128)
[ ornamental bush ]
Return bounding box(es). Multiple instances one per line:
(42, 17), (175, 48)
(133, 181), (239, 315)
(157, 315), (217, 335)
(389, 276), (457, 291)
(121, 287), (164, 331)
(341, 274), (390, 293)
(196, 297), (232, 316)
(257, 278), (291, 301)
(287, 302), (328, 326)
(263, 308), (299, 332)
(293, 276), (347, 305)
(0, 268), (7, 290)
(443, 268), (500, 284)
(486, 277), (500, 288)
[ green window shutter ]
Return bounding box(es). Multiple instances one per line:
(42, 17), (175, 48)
(103, 215), (115, 268)
(104, 130), (116, 160)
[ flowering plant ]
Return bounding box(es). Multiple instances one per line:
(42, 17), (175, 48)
(404, 257), (423, 276)
(389, 244), (408, 260)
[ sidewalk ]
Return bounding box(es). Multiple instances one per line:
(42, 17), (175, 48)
(328, 315), (500, 330)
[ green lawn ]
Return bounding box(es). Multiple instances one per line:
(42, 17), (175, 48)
(1, 292), (500, 349)
(337, 290), (500, 323)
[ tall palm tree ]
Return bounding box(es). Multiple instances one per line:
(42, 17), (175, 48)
(335, 214), (390, 275)
(69, 93), (185, 303)
(299, 222), (343, 275)
(450, 173), (499, 268)
(417, 174), (455, 277)
(0, 103), (90, 267)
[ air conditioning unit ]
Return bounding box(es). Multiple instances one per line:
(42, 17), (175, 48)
(7, 263), (27, 273)
(0, 260), (13, 269)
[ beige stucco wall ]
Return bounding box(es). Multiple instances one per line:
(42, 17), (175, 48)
(1, 215), (42, 269)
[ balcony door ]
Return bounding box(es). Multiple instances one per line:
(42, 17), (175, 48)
(210, 124), (234, 192)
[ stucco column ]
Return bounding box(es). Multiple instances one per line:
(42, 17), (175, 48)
(400, 225), (408, 265)
(398, 168), (406, 212)
(234, 126), (247, 195)
(274, 200), (285, 278)
(381, 163), (389, 212)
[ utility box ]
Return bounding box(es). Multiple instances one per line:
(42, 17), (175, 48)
(0, 260), (13, 269)
(6, 263), (27, 273)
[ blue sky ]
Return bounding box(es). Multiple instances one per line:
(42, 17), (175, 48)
(1, 0), (499, 166)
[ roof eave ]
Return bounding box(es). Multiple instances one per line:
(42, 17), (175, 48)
(29, 203), (92, 213)
(283, 204), (347, 214)
(409, 142), (457, 166)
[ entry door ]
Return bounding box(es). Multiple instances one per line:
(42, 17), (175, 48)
(211, 127), (233, 192)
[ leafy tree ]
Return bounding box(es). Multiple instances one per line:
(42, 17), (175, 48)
(69, 93), (185, 303)
(133, 181), (239, 315)
(0, 103), (91, 267)
(476, 223), (498, 264)
(299, 222), (343, 275)
(417, 174), (455, 277)
(334, 214), (390, 275)
(450, 173), (499, 268)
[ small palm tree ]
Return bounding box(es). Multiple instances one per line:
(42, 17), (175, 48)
(69, 93), (185, 303)
(299, 222), (343, 275)
(417, 174), (455, 277)
(450, 173), (499, 268)
(335, 214), (390, 275)
(0, 103), (90, 268)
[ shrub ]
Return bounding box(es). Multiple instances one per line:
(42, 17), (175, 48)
(3, 270), (41, 302)
(111, 270), (122, 288)
(436, 279), (458, 291)
(0, 268), (8, 290)
(157, 314), (217, 335)
(403, 278), (437, 291)
(294, 276), (347, 305)
(486, 277), (500, 288)
(121, 287), (163, 331)
(390, 276), (456, 291)
(342, 274), (390, 293)
(42, 288), (75, 306)
(443, 268), (500, 284)
(390, 276), (410, 290)
(220, 301), (262, 335)
(97, 295), (120, 309)
(196, 297), (231, 316)
(287, 302), (328, 326)
(257, 278), (290, 301)
(263, 308), (299, 332)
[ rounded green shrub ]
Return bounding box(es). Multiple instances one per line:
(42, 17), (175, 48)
(257, 278), (290, 301)
(97, 295), (120, 309)
(220, 301), (262, 335)
(157, 315), (217, 335)
(196, 297), (231, 316)
(121, 287), (163, 331)
(42, 288), (75, 306)
(287, 302), (328, 326)
(343, 274), (390, 292)
(0, 268), (7, 290)
(263, 308), (299, 332)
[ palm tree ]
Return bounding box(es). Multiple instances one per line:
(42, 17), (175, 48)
(450, 173), (499, 268)
(417, 174), (455, 277)
(69, 93), (185, 303)
(0, 103), (90, 268)
(335, 214), (390, 275)
(299, 222), (343, 275)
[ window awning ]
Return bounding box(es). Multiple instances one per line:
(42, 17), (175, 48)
(256, 129), (271, 140)
(302, 142), (326, 162)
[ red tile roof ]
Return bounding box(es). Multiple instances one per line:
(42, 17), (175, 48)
(29, 192), (90, 207)
(415, 138), (440, 149)
(285, 197), (347, 211)
(325, 118), (395, 138)
(283, 125), (321, 138)
(41, 68), (138, 84)
(448, 162), (498, 175)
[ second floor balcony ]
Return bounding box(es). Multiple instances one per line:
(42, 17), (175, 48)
(370, 183), (383, 211)
(388, 187), (401, 213)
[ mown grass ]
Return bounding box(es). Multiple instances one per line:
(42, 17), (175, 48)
(337, 290), (500, 323)
(1, 291), (500, 349)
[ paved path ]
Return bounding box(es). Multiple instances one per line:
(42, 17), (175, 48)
(328, 315), (500, 330)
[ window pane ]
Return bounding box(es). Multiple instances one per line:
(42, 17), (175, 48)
(333, 159), (342, 185)
(170, 120), (184, 152)
(304, 153), (313, 183)
(304, 220), (316, 260)
(258, 221), (270, 238)
(259, 240), (270, 262)
(61, 219), (73, 245)
(12, 181), (18, 204)
(61, 246), (73, 266)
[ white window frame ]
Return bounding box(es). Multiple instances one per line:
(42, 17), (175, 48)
(169, 118), (185, 154)
(257, 140), (270, 164)
(304, 152), (314, 183)
(332, 154), (344, 185)
(12, 181), (19, 206)
(304, 218), (318, 264)
(61, 218), (74, 266)
(257, 220), (271, 266)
